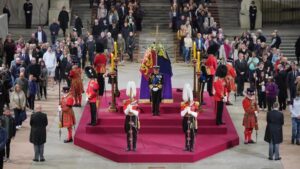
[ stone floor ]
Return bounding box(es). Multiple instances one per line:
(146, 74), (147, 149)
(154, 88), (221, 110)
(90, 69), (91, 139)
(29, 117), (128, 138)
(3, 62), (299, 169)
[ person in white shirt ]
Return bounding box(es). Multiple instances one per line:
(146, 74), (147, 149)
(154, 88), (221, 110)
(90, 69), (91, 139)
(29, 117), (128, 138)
(42, 47), (57, 86)
(183, 34), (192, 64)
(289, 92), (300, 145)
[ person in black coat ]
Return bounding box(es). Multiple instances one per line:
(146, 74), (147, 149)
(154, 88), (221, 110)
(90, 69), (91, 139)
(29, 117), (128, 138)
(264, 103), (284, 161)
(2, 4), (10, 24)
(275, 64), (288, 111)
(74, 15), (83, 37)
(249, 1), (257, 30)
(58, 6), (69, 37)
(0, 119), (7, 169)
(23, 0), (33, 29)
(35, 26), (47, 43)
(287, 62), (300, 103)
(1, 108), (16, 162)
(49, 20), (60, 45)
(30, 105), (48, 162)
(235, 52), (248, 96)
(295, 36), (300, 65)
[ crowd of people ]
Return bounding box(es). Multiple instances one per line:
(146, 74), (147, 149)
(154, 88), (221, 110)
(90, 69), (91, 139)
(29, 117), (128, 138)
(167, 0), (300, 161)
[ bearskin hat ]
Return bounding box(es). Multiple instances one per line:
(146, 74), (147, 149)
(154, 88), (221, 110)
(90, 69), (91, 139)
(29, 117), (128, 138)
(95, 42), (104, 53)
(215, 64), (228, 78)
(85, 66), (97, 79)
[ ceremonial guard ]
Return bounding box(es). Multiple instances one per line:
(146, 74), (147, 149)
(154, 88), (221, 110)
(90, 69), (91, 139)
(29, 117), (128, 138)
(214, 65), (228, 125)
(225, 61), (237, 105)
(198, 58), (207, 105)
(85, 66), (99, 126)
(93, 43), (107, 105)
(23, 0), (33, 29)
(69, 62), (84, 107)
(205, 54), (217, 96)
(249, 1), (257, 30)
(124, 81), (140, 151)
(59, 87), (76, 143)
(242, 88), (259, 144)
(149, 65), (163, 116)
(181, 84), (199, 152)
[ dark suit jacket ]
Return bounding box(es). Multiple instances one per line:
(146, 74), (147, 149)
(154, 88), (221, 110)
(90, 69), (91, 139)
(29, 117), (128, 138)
(30, 112), (48, 145)
(234, 59), (247, 80)
(264, 110), (284, 144)
(287, 70), (300, 90)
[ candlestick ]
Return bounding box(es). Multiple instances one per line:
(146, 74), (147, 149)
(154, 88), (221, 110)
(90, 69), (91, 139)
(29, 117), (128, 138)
(193, 41), (196, 59)
(110, 53), (114, 72)
(114, 41), (117, 58)
(197, 51), (200, 72)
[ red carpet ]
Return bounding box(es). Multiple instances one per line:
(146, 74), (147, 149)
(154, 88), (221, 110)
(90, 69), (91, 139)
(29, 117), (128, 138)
(74, 89), (239, 163)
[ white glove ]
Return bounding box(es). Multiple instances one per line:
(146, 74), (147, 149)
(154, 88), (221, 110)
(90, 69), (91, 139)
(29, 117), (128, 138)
(261, 86), (265, 92)
(152, 87), (158, 92)
(187, 107), (191, 114)
(255, 111), (258, 117)
(85, 96), (89, 102)
(58, 106), (62, 112)
(222, 96), (227, 102)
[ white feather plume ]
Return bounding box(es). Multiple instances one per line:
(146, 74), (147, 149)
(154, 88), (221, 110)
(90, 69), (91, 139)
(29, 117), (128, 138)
(126, 81), (136, 98)
(183, 83), (193, 102)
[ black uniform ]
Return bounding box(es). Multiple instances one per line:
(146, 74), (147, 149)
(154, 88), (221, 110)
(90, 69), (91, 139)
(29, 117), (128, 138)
(149, 72), (163, 116)
(249, 4), (257, 30)
(3, 6), (10, 24)
(199, 64), (207, 104)
(124, 114), (139, 151)
(23, 1), (33, 29)
(182, 115), (197, 151)
(255, 68), (267, 109)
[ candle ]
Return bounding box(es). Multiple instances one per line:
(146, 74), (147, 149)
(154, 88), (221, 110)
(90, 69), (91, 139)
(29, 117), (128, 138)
(114, 41), (117, 58)
(197, 51), (200, 72)
(111, 53), (114, 72)
(193, 41), (196, 59)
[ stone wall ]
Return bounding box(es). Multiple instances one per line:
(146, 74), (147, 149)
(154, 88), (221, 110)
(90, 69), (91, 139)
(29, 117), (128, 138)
(0, 14), (8, 39)
(239, 0), (262, 29)
(0, 0), (49, 26)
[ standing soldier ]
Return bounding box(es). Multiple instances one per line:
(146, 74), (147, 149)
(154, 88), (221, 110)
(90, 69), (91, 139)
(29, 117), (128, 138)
(93, 43), (107, 107)
(69, 62), (84, 107)
(242, 88), (259, 144)
(198, 58), (207, 105)
(214, 65), (228, 126)
(124, 81), (140, 151)
(249, 1), (257, 30)
(58, 6), (69, 37)
(59, 87), (76, 143)
(225, 61), (237, 105)
(23, 0), (33, 29)
(181, 84), (199, 152)
(149, 65), (163, 116)
(85, 66), (99, 126)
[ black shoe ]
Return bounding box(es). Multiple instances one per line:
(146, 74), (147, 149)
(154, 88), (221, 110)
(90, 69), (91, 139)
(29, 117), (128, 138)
(244, 141), (248, 144)
(296, 140), (300, 145)
(248, 140), (256, 144)
(88, 123), (96, 126)
(33, 159), (39, 162)
(184, 147), (189, 151)
(125, 148), (131, 152)
(132, 148), (136, 152)
(189, 148), (194, 152)
(40, 158), (45, 162)
(64, 139), (73, 143)
(268, 157), (273, 160)
(226, 102), (233, 106)
(275, 157), (282, 161)
(220, 122), (226, 125)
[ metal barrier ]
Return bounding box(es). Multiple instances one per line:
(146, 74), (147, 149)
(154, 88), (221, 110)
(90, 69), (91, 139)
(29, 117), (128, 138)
(262, 0), (300, 25)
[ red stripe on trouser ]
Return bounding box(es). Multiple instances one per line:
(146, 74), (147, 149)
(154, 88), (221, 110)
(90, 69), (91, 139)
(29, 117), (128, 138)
(68, 127), (72, 140)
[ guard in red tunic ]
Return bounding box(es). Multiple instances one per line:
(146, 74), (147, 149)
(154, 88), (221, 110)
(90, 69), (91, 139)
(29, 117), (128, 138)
(225, 61), (237, 105)
(85, 66), (99, 126)
(242, 88), (259, 144)
(124, 81), (140, 151)
(205, 54), (218, 96)
(181, 83), (199, 152)
(93, 43), (107, 98)
(59, 87), (76, 143)
(214, 64), (228, 125)
(69, 62), (84, 107)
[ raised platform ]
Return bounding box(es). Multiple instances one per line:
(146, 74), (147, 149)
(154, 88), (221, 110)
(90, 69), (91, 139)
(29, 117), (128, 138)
(74, 89), (239, 163)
